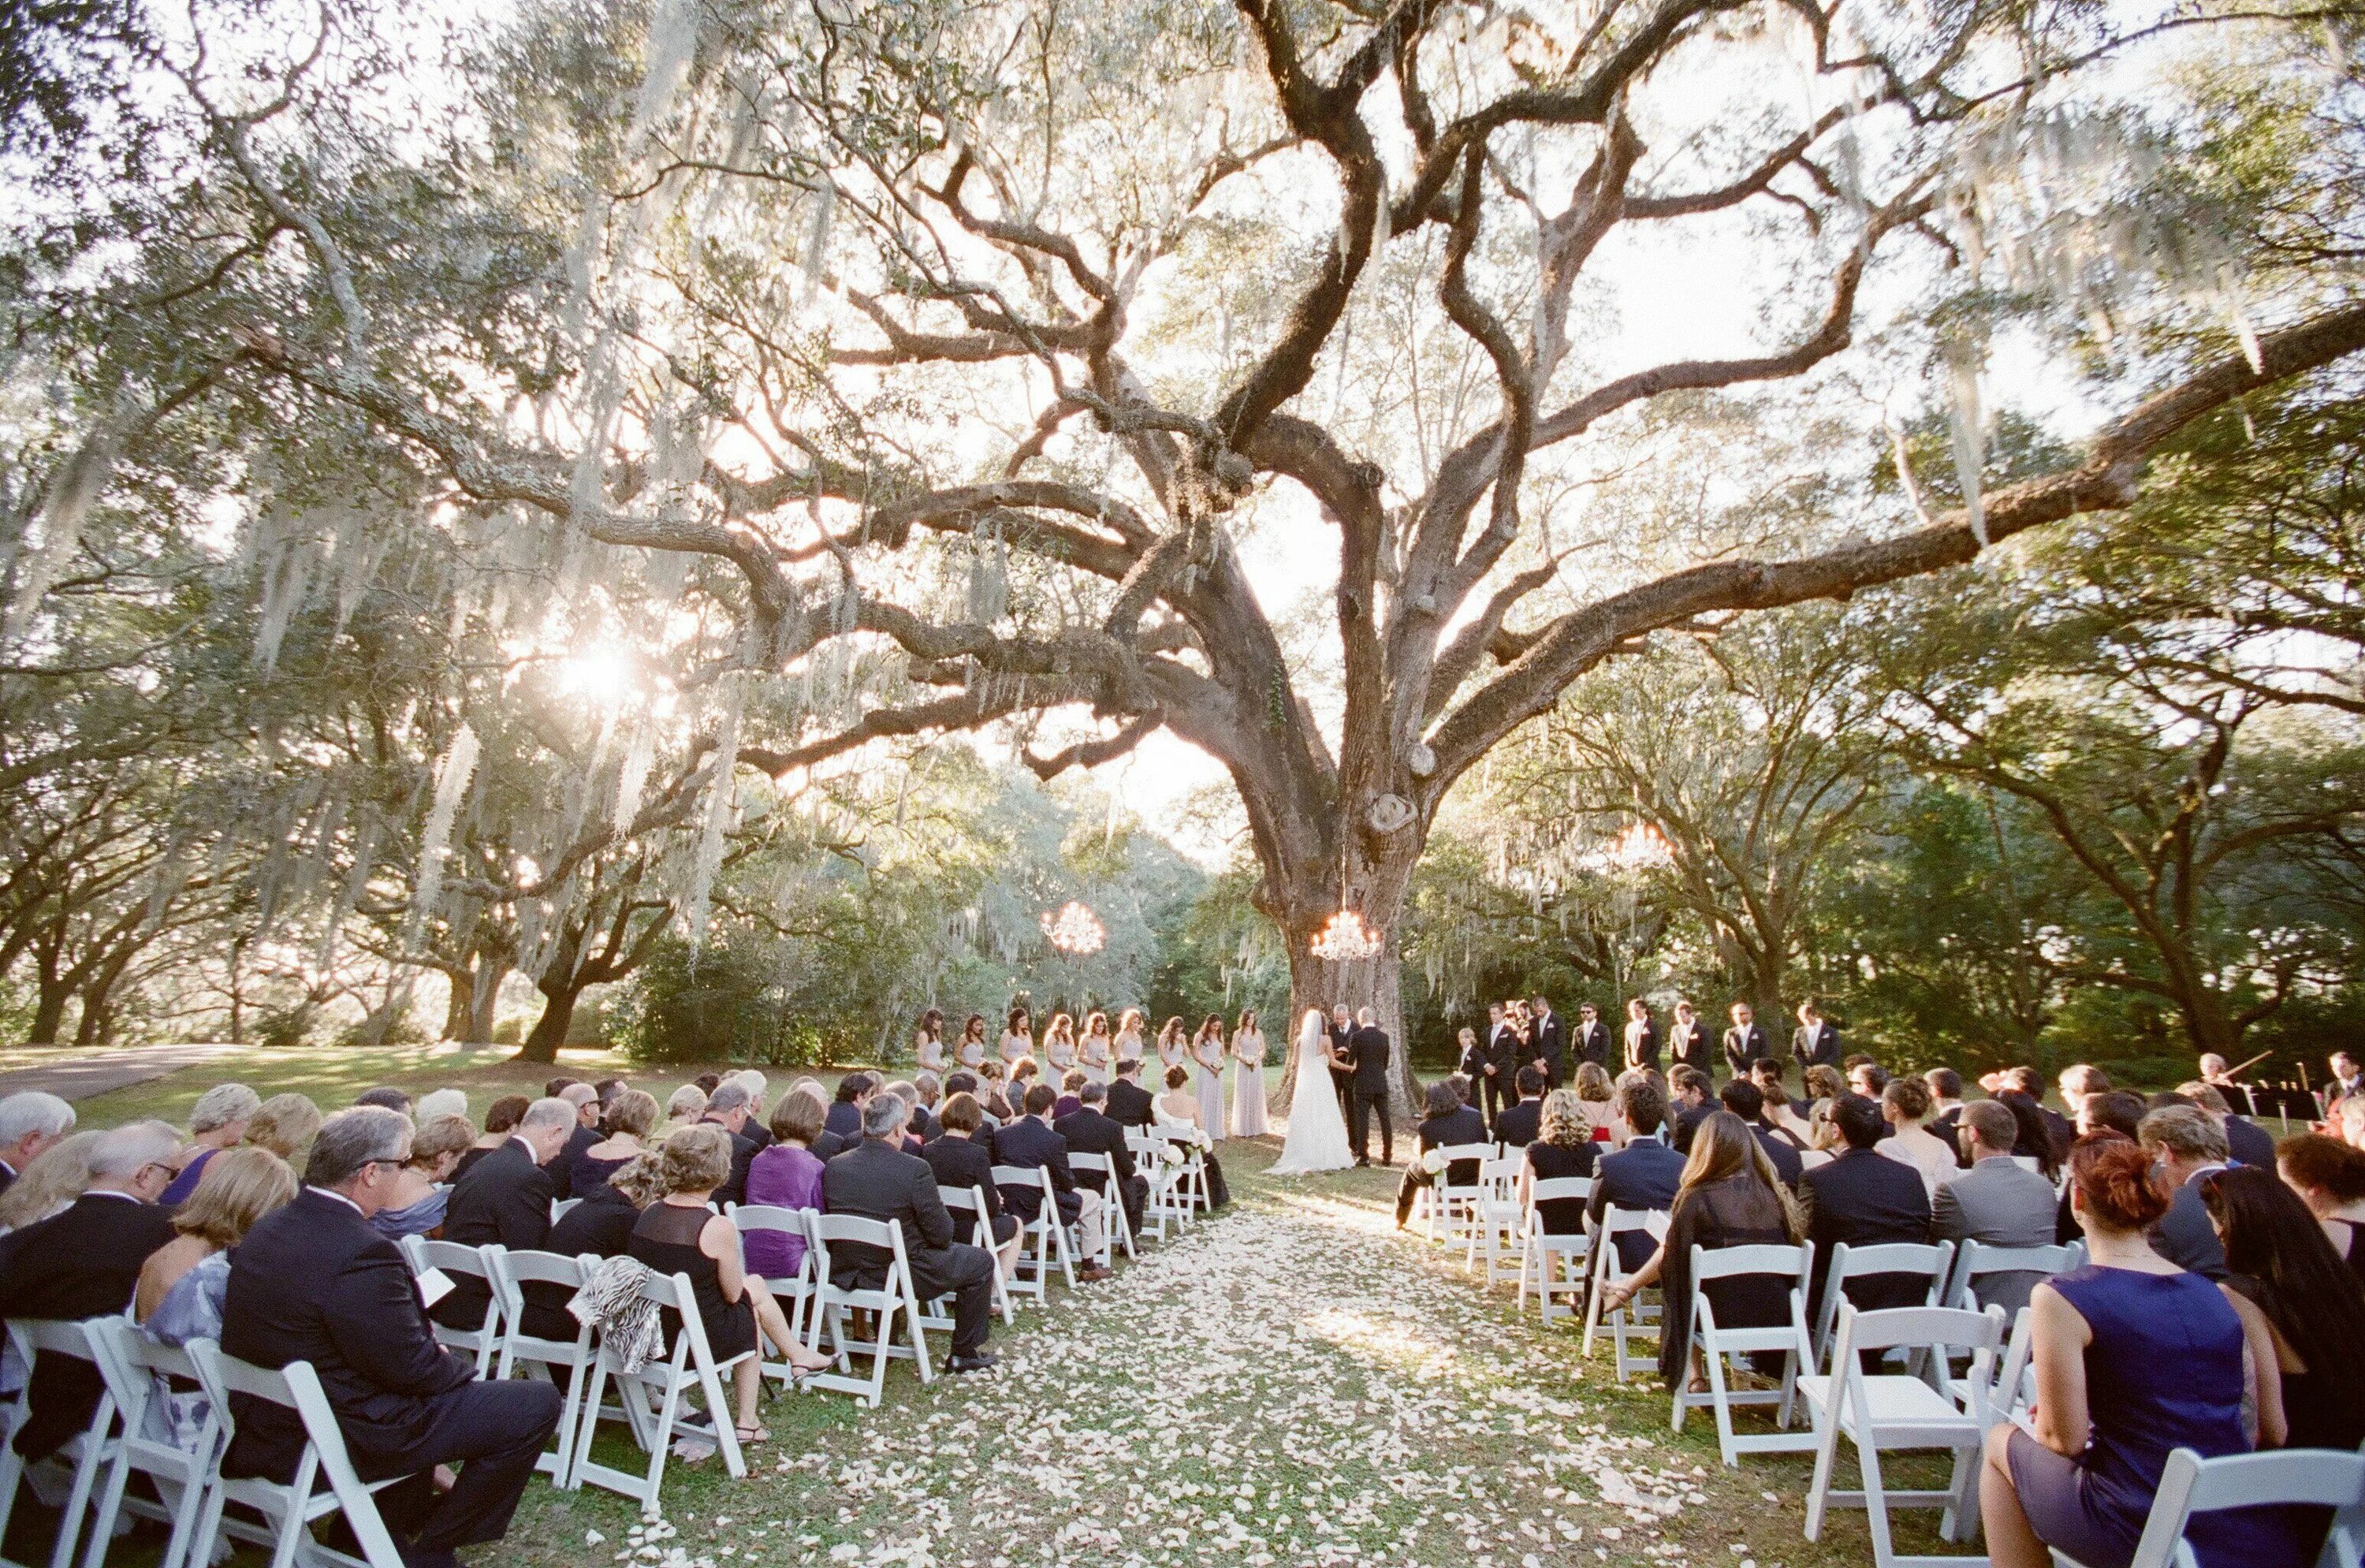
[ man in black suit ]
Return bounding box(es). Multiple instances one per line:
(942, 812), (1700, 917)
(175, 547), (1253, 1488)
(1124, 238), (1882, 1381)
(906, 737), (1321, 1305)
(1529, 996), (1569, 1087)
(695, 1081), (760, 1205)
(1395, 1082), (1488, 1227)
(433, 1095), (573, 1330)
(1056, 1081), (1147, 1238)
(1799, 1094), (1934, 1335)
(1327, 1004), (1357, 1120)
(825, 1074), (874, 1142)
(1585, 1081), (1685, 1269)
(1668, 1066), (1715, 1154)
(997, 1083), (1112, 1283)
(1721, 1003), (1771, 1082)
(546, 1083), (602, 1194)
(1480, 1002), (1522, 1130)
(1791, 999), (1841, 1075)
(1668, 1001), (1714, 1078)
(0, 1090), (77, 1197)
(1719, 1078), (1804, 1188)
(822, 1095), (997, 1370)
(2183, 1083), (2277, 1169)
(1924, 1067), (1969, 1165)
(1104, 1059), (1156, 1129)
(1570, 1002), (1608, 1077)
(0, 1122), (180, 1460)
(1346, 1008), (1395, 1166)
(1493, 1067), (1547, 1149)
(222, 1108), (562, 1568)
(2140, 1104), (2229, 1279)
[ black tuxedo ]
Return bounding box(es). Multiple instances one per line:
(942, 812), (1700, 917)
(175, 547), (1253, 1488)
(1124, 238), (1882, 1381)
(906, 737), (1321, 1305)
(1494, 1098), (1543, 1150)
(1585, 1139), (1685, 1269)
(1671, 1101), (1715, 1155)
(1104, 1076), (1156, 1129)
(222, 1190), (561, 1557)
(1481, 1022), (1523, 1126)
(1395, 1104), (1488, 1225)
(1722, 1022), (1771, 1078)
(921, 1134), (1015, 1246)
(0, 1191), (177, 1458)
(2225, 1115), (2277, 1170)
(1347, 1025), (1394, 1164)
(1792, 1019), (1842, 1072)
(1530, 1012), (1570, 1085)
(825, 1101), (862, 1140)
(433, 1138), (553, 1330)
(1570, 1017), (1608, 1075)
(991, 1115), (1082, 1228)
(1800, 1147), (1935, 1328)
(822, 1136), (994, 1354)
(1056, 1108), (1146, 1235)
(1623, 1020), (1661, 1075)
(1752, 1122), (1807, 1189)
(1327, 1021), (1356, 1116)
(1669, 1019), (1714, 1075)
(696, 1115), (758, 1207)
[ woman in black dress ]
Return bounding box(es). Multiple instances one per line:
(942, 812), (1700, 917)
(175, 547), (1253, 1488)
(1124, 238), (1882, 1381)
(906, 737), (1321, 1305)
(2277, 1132), (2365, 1291)
(1519, 1089), (1599, 1235)
(628, 1125), (831, 1446)
(2202, 1164), (2365, 1451)
(517, 1152), (665, 1339)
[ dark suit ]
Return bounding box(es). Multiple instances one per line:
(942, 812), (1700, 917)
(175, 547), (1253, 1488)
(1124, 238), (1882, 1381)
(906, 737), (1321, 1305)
(822, 1137), (994, 1355)
(1751, 1122), (1806, 1189)
(921, 1134), (1015, 1246)
(1571, 1018), (1608, 1075)
(545, 1123), (600, 1197)
(1623, 1020), (1661, 1075)
(825, 1101), (862, 1140)
(2151, 1168), (2229, 1280)
(222, 1190), (561, 1557)
(1585, 1140), (1685, 1270)
(1669, 1019), (1713, 1075)
(1494, 1098), (1543, 1150)
(1722, 1022), (1771, 1079)
(2225, 1115), (2277, 1170)
(432, 1138), (552, 1331)
(697, 1115), (758, 1207)
(1801, 1146), (1934, 1329)
(1481, 1022), (1523, 1127)
(991, 1115), (1082, 1229)
(1670, 1101), (1715, 1155)
(518, 1186), (641, 1339)
(1104, 1077), (1155, 1129)
(1927, 1106), (1969, 1168)
(1327, 1021), (1356, 1118)
(1792, 1020), (1842, 1072)
(1531, 1013), (1570, 1085)
(1395, 1104), (1488, 1226)
(1056, 1108), (1145, 1235)
(0, 1192), (177, 1458)
(1348, 1025), (1394, 1164)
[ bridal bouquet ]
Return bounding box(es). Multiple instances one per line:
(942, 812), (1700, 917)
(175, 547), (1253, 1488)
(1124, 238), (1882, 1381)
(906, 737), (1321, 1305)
(1420, 1149), (1447, 1175)
(1190, 1128), (1214, 1151)
(1159, 1142), (1186, 1166)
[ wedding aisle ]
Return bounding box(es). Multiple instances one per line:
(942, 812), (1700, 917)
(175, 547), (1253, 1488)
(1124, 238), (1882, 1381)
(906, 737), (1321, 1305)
(502, 1141), (1919, 1568)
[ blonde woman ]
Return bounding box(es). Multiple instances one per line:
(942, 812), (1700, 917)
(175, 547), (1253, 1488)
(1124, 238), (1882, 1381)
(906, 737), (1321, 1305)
(370, 1114), (477, 1239)
(573, 1088), (660, 1197)
(1155, 1064), (1231, 1207)
(1079, 1011), (1114, 1085)
(1518, 1089), (1599, 1234)
(661, 1084), (707, 1137)
(133, 1147), (298, 1450)
(1229, 1011), (1268, 1138)
(1572, 1062), (1620, 1145)
(1113, 1008), (1146, 1071)
(0, 1130), (102, 1234)
(1042, 1013), (1078, 1077)
(243, 1093), (322, 1162)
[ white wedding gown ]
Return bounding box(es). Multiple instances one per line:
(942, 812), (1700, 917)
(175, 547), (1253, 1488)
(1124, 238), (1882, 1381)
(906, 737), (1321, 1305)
(1268, 1026), (1354, 1175)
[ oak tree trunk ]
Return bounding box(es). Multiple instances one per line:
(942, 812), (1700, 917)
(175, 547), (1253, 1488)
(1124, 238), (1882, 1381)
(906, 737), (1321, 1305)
(516, 979), (579, 1064)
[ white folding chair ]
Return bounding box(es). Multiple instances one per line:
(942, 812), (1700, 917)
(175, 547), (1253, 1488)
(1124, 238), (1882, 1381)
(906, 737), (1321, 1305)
(398, 1236), (503, 1375)
(933, 1186), (1016, 1325)
(80, 1317), (242, 1568)
(550, 1197), (582, 1224)
(1465, 1156), (1529, 1282)
(1672, 1242), (1818, 1466)
(1067, 1152), (1137, 1263)
(1581, 1205), (1670, 1381)
(1129, 1130), (1188, 1241)
(2054, 1444), (2365, 1568)
(1517, 1179), (1594, 1322)
(1800, 1304), (2005, 1566)
(1944, 1239), (2083, 1315)
(0, 1318), (125, 1568)
(726, 1203), (817, 1346)
(184, 1340), (412, 1568)
(994, 1164), (1078, 1298)
(803, 1215), (934, 1407)
(571, 1269), (749, 1513)
(1811, 1242), (1956, 1371)
(1417, 1142), (1498, 1246)
(482, 1248), (598, 1488)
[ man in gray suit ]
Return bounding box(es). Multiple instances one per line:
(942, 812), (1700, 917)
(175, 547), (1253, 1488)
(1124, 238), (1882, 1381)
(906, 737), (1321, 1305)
(1931, 1101), (2061, 1312)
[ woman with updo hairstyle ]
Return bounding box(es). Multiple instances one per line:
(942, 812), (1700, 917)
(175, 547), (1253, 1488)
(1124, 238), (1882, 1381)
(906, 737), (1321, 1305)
(2277, 1132), (2365, 1287)
(1980, 1134), (2307, 1568)
(454, 1094), (531, 1179)
(1153, 1063), (1229, 1209)
(2201, 1164), (2365, 1451)
(1876, 1076), (1954, 1197)
(242, 1093), (322, 1163)
(370, 1113), (479, 1238)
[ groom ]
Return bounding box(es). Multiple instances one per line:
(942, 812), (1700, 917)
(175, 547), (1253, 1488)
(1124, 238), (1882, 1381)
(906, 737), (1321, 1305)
(1348, 1007), (1394, 1168)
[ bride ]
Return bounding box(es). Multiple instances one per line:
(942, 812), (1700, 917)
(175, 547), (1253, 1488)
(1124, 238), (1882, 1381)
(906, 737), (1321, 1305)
(1268, 1008), (1355, 1175)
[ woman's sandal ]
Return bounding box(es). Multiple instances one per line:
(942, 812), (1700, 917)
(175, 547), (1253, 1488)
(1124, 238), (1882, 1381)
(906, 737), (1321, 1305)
(734, 1423), (771, 1446)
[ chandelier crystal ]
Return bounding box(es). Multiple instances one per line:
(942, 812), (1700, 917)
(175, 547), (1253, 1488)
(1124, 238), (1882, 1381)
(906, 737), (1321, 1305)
(1039, 899), (1107, 955)
(1309, 909), (1385, 962)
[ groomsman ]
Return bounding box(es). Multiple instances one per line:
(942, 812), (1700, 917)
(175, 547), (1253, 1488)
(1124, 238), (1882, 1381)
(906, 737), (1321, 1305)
(1480, 1003), (1522, 1130)
(1668, 1000), (1714, 1077)
(1572, 1003), (1611, 1075)
(1528, 996), (1568, 1089)
(1622, 999), (1660, 1075)
(1791, 999), (1842, 1074)
(1328, 1004), (1355, 1119)
(1722, 1002), (1771, 1080)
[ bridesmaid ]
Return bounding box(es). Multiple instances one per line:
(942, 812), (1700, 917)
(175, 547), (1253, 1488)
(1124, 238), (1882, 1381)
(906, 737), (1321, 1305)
(1114, 1009), (1146, 1073)
(913, 1007), (948, 1075)
(1079, 1011), (1114, 1085)
(1230, 1010), (1268, 1138)
(999, 1006), (1034, 1069)
(1043, 1013), (1077, 1078)
(1191, 1015), (1227, 1136)
(1156, 1017), (1189, 1077)
(956, 1013), (989, 1071)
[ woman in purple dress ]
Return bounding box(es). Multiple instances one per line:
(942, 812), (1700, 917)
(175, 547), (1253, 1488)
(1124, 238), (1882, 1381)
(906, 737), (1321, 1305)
(740, 1084), (827, 1280)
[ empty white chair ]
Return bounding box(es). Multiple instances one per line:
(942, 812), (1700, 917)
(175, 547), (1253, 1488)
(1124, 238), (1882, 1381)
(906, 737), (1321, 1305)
(1670, 1242), (1818, 1466)
(1067, 1152), (1137, 1263)
(1945, 1239), (2083, 1316)
(1799, 1304), (2006, 1567)
(802, 1214), (933, 1407)
(399, 1236), (504, 1375)
(933, 1186), (1015, 1325)
(2053, 1444), (2365, 1568)
(1811, 1241), (1955, 1371)
(0, 1318), (126, 1568)
(79, 1316), (235, 1568)
(571, 1268), (749, 1513)
(184, 1339), (413, 1568)
(995, 1164), (1078, 1298)
(1582, 1205), (1669, 1381)
(727, 1203), (817, 1346)
(1517, 1179), (1594, 1322)
(482, 1248), (599, 1488)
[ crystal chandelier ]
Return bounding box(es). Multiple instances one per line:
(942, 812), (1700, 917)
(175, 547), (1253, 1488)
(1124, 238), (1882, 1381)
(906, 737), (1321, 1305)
(1309, 909), (1385, 962)
(1606, 821), (1674, 870)
(1039, 900), (1106, 955)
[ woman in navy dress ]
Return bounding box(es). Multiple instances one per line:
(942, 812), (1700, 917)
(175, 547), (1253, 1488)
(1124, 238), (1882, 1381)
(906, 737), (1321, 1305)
(1981, 1134), (2315, 1568)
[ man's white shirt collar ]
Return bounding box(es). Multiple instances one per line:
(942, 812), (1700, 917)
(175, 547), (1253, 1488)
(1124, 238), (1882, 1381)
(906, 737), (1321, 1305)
(306, 1185), (365, 1216)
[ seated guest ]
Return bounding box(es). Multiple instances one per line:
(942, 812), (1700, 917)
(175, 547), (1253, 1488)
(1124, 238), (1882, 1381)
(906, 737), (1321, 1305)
(662, 1084), (707, 1136)
(1572, 1062), (1620, 1145)
(1800, 1093), (1935, 1333)
(1521, 1089), (1600, 1235)
(890, 1077), (940, 1142)
(1994, 1069), (2069, 1168)
(1055, 1082), (1145, 1241)
(1667, 1067), (1715, 1154)
(244, 1093), (322, 1163)
(1054, 1071), (1086, 1122)
(1752, 1057), (1810, 1121)
(546, 1084), (602, 1194)
(353, 1086), (413, 1117)
(978, 1061), (1014, 1122)
(0, 1122), (183, 1460)
(692, 1072), (721, 1098)
(453, 1095), (529, 1180)
(1585, 1081), (1684, 1268)
(999, 1083), (1112, 1282)
(0, 1091), (76, 1197)
(1719, 1078), (1804, 1188)
(1597, 1112), (1804, 1393)
(415, 1088), (470, 1124)
(940, 1071), (997, 1136)
(371, 1113), (478, 1240)
(514, 1154), (665, 1340)
(221, 1108), (563, 1568)
(825, 1074), (874, 1142)
(628, 1127), (831, 1444)
(1396, 1082), (1489, 1228)
(1154, 1065), (1230, 1208)
(2079, 1089), (2147, 1140)
(0, 1130), (101, 1235)
(695, 1081), (760, 1206)
(570, 1089), (658, 1198)
(2138, 1104), (2229, 1280)
(161, 1082), (259, 1204)
(923, 1093), (1019, 1276)
(1104, 1058), (1156, 1130)
(2202, 1164), (2365, 1451)
(1935, 1100), (2061, 1312)
(1979, 1135), (2310, 1568)
(911, 1071), (944, 1141)
(2179, 1082), (2277, 1170)
(433, 1097), (574, 1328)
(1494, 1067), (1547, 1149)
(1924, 1068), (1968, 1164)
(743, 1085), (829, 1280)
(134, 1148), (299, 1451)
(1877, 1077), (1956, 1197)
(823, 1093), (998, 1372)
(2278, 1132), (2365, 1287)
(728, 1071), (773, 1151)
(2054, 1064), (2110, 1130)
(882, 1082), (928, 1155)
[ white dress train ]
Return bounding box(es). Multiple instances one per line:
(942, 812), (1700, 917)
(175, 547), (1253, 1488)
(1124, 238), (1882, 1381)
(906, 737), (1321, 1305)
(1268, 1024), (1354, 1175)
